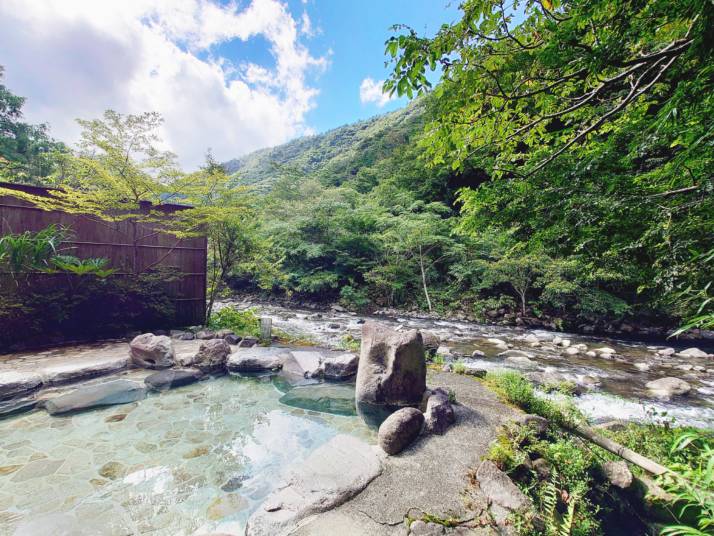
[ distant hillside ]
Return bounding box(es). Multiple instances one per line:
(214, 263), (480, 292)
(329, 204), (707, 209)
(223, 100), (425, 191)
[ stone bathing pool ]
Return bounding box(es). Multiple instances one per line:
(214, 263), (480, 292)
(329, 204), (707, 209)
(0, 371), (374, 535)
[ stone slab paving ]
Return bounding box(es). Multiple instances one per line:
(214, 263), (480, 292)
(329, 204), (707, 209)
(0, 340), (204, 401)
(292, 371), (518, 536)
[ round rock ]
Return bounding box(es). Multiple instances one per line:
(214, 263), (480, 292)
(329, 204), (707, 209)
(377, 407), (424, 455)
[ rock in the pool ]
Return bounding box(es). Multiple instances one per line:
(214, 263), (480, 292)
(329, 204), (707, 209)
(45, 380), (146, 415)
(279, 383), (356, 416)
(193, 339), (232, 373)
(246, 435), (382, 536)
(227, 347), (289, 372)
(129, 333), (175, 369)
(356, 322), (426, 406)
(646, 377), (691, 398)
(321, 353), (359, 380)
(424, 389), (455, 435)
(144, 369), (204, 391)
(378, 407), (424, 455)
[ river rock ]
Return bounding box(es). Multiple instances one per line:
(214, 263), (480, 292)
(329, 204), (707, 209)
(227, 347), (288, 372)
(675, 347), (710, 358)
(321, 353), (359, 380)
(646, 377), (691, 398)
(355, 322), (426, 406)
(565, 347), (580, 355)
(601, 460), (633, 489)
(45, 380), (146, 415)
(289, 351), (323, 378)
(498, 349), (535, 359)
(595, 347), (616, 356)
(195, 329), (216, 340)
(170, 330), (195, 340)
(420, 331), (441, 354)
(378, 407), (424, 455)
(435, 345), (452, 357)
(144, 369), (203, 391)
(246, 435), (382, 536)
(486, 338), (509, 350)
(656, 347), (675, 356)
(524, 334), (539, 344)
(424, 389), (455, 435)
(0, 371), (43, 400)
(238, 337), (258, 348)
(634, 362), (651, 372)
(515, 414), (549, 436)
(505, 355), (535, 367)
(472, 349), (485, 357)
(129, 333), (175, 369)
(194, 339), (231, 373)
(476, 460), (533, 529)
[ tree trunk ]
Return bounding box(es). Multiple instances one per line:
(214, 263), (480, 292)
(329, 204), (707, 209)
(518, 290), (526, 316)
(419, 246), (433, 312)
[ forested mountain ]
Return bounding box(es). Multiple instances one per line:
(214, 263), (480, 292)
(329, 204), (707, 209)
(224, 101), (426, 192)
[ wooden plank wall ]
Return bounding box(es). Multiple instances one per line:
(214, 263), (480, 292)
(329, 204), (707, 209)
(0, 183), (207, 326)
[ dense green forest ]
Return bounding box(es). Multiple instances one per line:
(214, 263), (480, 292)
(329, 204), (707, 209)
(1, 0), (713, 336)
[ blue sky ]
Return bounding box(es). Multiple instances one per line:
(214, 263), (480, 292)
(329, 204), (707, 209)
(0, 0), (460, 168)
(291, 0), (460, 132)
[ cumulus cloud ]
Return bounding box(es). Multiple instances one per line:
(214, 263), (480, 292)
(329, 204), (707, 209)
(359, 77), (393, 108)
(0, 0), (327, 169)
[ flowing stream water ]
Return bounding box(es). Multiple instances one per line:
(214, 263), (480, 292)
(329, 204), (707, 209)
(226, 300), (714, 430)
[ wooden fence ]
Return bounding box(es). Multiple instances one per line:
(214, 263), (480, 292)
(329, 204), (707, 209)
(0, 182), (207, 326)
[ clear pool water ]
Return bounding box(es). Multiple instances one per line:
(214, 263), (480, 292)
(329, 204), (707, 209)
(0, 375), (374, 535)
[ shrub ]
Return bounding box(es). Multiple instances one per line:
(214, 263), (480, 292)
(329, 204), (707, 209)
(208, 306), (261, 337)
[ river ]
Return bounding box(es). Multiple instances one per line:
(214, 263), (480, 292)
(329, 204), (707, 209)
(219, 299), (714, 430)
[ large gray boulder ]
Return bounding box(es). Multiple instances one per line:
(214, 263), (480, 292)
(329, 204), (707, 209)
(144, 369), (204, 391)
(322, 353), (359, 380)
(377, 407), (424, 455)
(129, 333), (175, 369)
(227, 347), (289, 372)
(355, 322), (426, 406)
(246, 435), (382, 536)
(424, 389), (455, 435)
(193, 339), (231, 373)
(44, 380), (146, 415)
(675, 347), (710, 358)
(646, 377), (691, 398)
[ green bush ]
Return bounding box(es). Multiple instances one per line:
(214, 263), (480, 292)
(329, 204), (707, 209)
(208, 306), (261, 337)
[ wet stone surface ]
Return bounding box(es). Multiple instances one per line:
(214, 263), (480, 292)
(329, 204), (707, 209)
(0, 375), (375, 535)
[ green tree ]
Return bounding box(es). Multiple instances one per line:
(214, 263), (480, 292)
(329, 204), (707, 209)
(0, 66), (66, 183)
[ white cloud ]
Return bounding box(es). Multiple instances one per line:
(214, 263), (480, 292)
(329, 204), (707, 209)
(0, 0), (327, 169)
(359, 77), (393, 108)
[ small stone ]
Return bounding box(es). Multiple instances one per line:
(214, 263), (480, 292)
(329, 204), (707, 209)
(424, 389), (455, 435)
(195, 329), (216, 340)
(595, 347), (616, 355)
(207, 493), (249, 520)
(98, 461), (126, 480)
(498, 350), (535, 359)
(0, 464), (21, 476)
(105, 413), (127, 423)
(464, 368), (486, 377)
(378, 407), (424, 455)
(559, 339), (571, 348)
(676, 347), (710, 358)
(409, 519), (445, 535)
(656, 347), (675, 356)
(183, 446), (210, 459)
(532, 458), (551, 480)
(471, 350), (485, 357)
(221, 475), (249, 492)
(634, 362), (651, 372)
(515, 414), (548, 436)
(565, 347), (580, 355)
